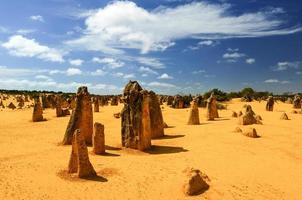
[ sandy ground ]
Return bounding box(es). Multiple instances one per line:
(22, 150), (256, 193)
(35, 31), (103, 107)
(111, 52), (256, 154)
(0, 98), (302, 200)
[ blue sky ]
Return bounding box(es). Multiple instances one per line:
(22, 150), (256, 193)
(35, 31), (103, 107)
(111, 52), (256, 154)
(0, 0), (301, 95)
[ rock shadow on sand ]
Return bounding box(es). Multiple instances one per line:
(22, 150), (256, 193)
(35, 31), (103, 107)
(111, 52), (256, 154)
(145, 145), (188, 155)
(57, 170), (108, 182)
(152, 134), (185, 140)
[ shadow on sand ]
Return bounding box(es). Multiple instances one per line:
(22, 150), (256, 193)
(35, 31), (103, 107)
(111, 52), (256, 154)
(152, 134), (185, 140)
(145, 145), (188, 155)
(105, 145), (122, 151)
(82, 175), (108, 182)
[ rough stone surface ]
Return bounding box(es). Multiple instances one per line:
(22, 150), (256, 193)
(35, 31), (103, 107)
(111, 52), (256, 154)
(242, 128), (259, 138)
(187, 98), (200, 125)
(149, 91), (165, 138)
(183, 169), (209, 196)
(94, 97), (99, 112)
(93, 122), (105, 155)
(62, 86), (93, 145)
(32, 98), (44, 122)
(121, 81), (151, 151)
(68, 129), (96, 178)
(232, 111), (238, 118)
(293, 95), (301, 109)
(238, 105), (261, 125)
(206, 93), (219, 120)
(280, 112), (289, 120)
(266, 96), (274, 111)
(233, 127), (243, 133)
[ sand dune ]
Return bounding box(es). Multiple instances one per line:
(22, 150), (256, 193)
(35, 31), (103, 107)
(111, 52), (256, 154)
(0, 99), (302, 199)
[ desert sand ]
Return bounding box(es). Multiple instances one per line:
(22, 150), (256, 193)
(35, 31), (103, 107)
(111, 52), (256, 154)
(0, 98), (302, 200)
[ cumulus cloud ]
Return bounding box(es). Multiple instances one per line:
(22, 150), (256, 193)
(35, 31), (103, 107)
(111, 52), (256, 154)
(138, 66), (158, 75)
(147, 81), (176, 88)
(30, 15), (44, 22)
(0, 65), (47, 77)
(157, 73), (173, 79)
(186, 40), (216, 51)
(192, 69), (206, 74)
(92, 57), (124, 69)
(2, 35), (64, 62)
(69, 59), (84, 66)
(273, 61), (301, 71)
(264, 79), (290, 84)
(90, 69), (107, 76)
(0, 78), (120, 94)
(66, 1), (301, 54)
(66, 68), (82, 76)
(123, 73), (136, 79)
(222, 48), (246, 63)
(136, 57), (165, 69)
(246, 58), (256, 64)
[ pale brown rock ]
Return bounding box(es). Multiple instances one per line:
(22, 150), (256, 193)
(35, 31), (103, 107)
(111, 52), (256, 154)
(242, 128), (259, 138)
(280, 112), (289, 120)
(121, 81), (151, 151)
(32, 98), (44, 122)
(233, 127), (242, 133)
(68, 129), (96, 178)
(93, 123), (105, 155)
(206, 93), (219, 120)
(62, 86), (93, 145)
(232, 111), (238, 118)
(94, 97), (99, 112)
(183, 169), (209, 196)
(266, 96), (274, 111)
(7, 102), (16, 110)
(149, 91), (165, 138)
(293, 95), (301, 109)
(187, 98), (200, 125)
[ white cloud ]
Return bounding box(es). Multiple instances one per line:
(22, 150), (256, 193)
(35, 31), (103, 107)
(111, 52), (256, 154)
(222, 49), (246, 63)
(92, 57), (124, 69)
(273, 61), (301, 71)
(138, 66), (158, 75)
(223, 52), (245, 59)
(112, 72), (124, 77)
(147, 81), (176, 88)
(246, 58), (256, 64)
(69, 59), (84, 66)
(157, 73), (173, 79)
(192, 69), (206, 74)
(186, 40), (216, 51)
(0, 65), (46, 77)
(66, 68), (82, 76)
(123, 73), (135, 79)
(136, 57), (165, 69)
(0, 78), (121, 94)
(67, 1), (301, 54)
(264, 79), (290, 84)
(30, 15), (44, 22)
(35, 75), (52, 81)
(2, 35), (64, 62)
(264, 79), (279, 83)
(91, 69), (107, 76)
(16, 29), (36, 35)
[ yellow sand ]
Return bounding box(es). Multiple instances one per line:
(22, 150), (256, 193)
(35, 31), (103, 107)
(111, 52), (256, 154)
(0, 98), (302, 200)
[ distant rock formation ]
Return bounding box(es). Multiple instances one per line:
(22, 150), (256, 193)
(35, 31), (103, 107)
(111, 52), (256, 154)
(187, 97), (200, 125)
(266, 96), (274, 111)
(32, 98), (44, 122)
